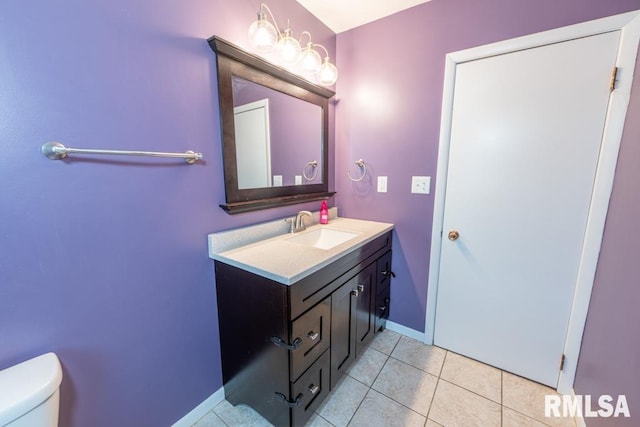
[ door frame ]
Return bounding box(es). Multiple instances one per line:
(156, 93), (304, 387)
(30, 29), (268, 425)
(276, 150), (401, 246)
(425, 10), (640, 394)
(233, 98), (272, 188)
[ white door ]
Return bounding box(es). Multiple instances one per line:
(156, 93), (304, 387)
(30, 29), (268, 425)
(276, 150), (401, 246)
(234, 99), (271, 189)
(433, 32), (620, 387)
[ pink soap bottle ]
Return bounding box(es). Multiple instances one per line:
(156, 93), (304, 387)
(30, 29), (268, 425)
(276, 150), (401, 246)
(320, 200), (329, 224)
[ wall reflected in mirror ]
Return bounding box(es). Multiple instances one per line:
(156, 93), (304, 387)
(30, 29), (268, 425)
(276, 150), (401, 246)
(232, 76), (323, 189)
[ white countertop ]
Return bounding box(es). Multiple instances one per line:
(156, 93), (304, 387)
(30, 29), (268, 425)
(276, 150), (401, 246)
(208, 216), (394, 285)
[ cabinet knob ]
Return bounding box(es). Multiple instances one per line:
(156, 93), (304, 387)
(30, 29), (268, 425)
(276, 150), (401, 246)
(381, 270), (396, 278)
(307, 331), (319, 341)
(357, 284), (365, 292)
(351, 289), (360, 297)
(308, 384), (320, 395)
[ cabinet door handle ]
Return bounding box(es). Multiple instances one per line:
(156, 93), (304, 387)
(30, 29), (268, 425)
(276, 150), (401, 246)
(275, 392), (304, 407)
(381, 270), (396, 278)
(307, 331), (319, 341)
(357, 284), (365, 293)
(308, 384), (320, 395)
(379, 305), (387, 312)
(270, 336), (303, 351)
(351, 289), (360, 297)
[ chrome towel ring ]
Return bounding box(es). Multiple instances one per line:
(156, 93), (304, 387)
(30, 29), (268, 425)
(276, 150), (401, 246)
(303, 160), (319, 181)
(347, 159), (367, 182)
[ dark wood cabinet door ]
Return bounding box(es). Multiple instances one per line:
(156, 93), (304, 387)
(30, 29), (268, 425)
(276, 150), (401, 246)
(330, 275), (358, 388)
(354, 262), (376, 356)
(375, 250), (393, 333)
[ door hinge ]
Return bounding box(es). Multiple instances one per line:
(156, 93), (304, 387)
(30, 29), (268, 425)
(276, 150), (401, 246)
(559, 353), (566, 371)
(610, 66), (619, 92)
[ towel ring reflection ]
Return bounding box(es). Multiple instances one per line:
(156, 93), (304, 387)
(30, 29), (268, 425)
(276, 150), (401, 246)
(347, 159), (367, 182)
(303, 160), (318, 181)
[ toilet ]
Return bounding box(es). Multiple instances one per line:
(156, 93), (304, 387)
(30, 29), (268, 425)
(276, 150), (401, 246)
(0, 353), (62, 427)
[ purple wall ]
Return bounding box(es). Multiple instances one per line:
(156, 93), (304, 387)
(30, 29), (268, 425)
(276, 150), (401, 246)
(335, 0), (639, 420)
(0, 1), (334, 426)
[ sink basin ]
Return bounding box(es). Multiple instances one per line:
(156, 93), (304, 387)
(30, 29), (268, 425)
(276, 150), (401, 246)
(286, 228), (359, 250)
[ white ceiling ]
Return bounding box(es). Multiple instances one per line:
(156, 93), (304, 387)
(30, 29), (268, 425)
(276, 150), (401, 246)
(296, 0), (431, 33)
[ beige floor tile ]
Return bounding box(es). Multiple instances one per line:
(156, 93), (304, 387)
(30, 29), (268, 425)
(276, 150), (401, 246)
(316, 375), (368, 427)
(192, 409), (227, 427)
(425, 419), (444, 427)
(502, 406), (548, 427)
(429, 380), (501, 427)
(390, 336), (447, 376)
(369, 329), (401, 355)
(213, 400), (273, 426)
(348, 389), (426, 427)
(305, 413), (334, 427)
(372, 357), (438, 416)
(347, 346), (388, 386)
(502, 372), (575, 427)
(439, 351), (502, 403)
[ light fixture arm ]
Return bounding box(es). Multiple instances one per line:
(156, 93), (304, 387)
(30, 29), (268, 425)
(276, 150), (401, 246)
(299, 30), (313, 45)
(313, 43), (330, 59)
(259, 3), (283, 38)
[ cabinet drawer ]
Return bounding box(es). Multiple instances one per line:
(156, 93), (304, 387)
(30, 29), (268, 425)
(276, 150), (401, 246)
(289, 232), (393, 319)
(290, 297), (331, 381)
(290, 349), (330, 426)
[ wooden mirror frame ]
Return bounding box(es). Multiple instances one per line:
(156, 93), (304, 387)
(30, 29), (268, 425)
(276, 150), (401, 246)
(208, 36), (335, 214)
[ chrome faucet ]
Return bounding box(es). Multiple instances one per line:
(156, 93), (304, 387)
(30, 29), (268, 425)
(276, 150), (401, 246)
(293, 210), (312, 233)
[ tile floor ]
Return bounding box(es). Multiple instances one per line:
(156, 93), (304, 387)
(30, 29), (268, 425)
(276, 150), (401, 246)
(193, 330), (576, 427)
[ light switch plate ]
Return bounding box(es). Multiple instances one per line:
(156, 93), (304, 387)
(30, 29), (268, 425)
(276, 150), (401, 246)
(273, 175), (283, 187)
(294, 175), (302, 185)
(377, 176), (388, 193)
(411, 176), (431, 194)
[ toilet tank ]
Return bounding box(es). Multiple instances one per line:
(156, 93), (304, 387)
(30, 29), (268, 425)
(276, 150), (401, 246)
(0, 353), (63, 427)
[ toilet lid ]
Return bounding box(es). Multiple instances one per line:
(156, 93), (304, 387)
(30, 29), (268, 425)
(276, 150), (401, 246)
(0, 353), (62, 425)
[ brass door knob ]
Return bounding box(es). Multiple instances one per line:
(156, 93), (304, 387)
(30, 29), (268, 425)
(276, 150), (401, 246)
(448, 230), (459, 241)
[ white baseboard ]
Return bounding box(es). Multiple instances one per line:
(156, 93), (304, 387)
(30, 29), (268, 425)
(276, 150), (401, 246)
(385, 320), (426, 342)
(172, 386), (225, 427)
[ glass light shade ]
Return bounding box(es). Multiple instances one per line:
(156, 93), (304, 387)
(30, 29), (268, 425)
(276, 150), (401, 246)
(248, 13), (278, 53)
(276, 29), (301, 64)
(299, 43), (322, 73)
(318, 58), (338, 86)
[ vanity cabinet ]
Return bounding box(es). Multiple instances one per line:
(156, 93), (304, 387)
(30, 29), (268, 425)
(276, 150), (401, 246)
(214, 231), (393, 426)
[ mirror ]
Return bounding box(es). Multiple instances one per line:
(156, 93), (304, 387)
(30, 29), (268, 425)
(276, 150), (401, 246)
(232, 77), (324, 189)
(208, 36), (335, 214)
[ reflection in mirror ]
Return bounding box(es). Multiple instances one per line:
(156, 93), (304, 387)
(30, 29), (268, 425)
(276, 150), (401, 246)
(232, 76), (323, 189)
(208, 36), (335, 214)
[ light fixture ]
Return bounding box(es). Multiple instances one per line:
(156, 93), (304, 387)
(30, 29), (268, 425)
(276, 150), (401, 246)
(248, 3), (338, 86)
(247, 8), (278, 53)
(316, 47), (338, 86)
(276, 24), (301, 64)
(300, 41), (322, 74)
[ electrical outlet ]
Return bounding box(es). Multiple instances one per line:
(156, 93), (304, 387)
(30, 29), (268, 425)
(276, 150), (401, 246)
(377, 176), (388, 193)
(411, 176), (431, 194)
(294, 175), (302, 185)
(273, 175), (283, 187)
